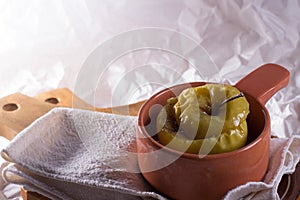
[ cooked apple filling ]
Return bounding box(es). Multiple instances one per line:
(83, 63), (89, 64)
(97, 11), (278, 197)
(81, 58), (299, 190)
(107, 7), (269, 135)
(156, 84), (250, 154)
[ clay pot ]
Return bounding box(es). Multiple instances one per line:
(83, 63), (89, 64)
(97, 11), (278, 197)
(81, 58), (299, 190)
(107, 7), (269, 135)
(136, 63), (290, 200)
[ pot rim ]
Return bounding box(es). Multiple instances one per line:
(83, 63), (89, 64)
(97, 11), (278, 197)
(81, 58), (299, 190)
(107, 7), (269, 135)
(137, 81), (271, 160)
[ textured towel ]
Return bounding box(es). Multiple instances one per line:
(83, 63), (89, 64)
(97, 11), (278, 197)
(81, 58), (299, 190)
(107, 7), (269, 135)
(1, 108), (300, 200)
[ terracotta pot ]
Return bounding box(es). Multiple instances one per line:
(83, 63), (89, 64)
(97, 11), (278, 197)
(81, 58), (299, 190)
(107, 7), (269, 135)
(136, 63), (290, 200)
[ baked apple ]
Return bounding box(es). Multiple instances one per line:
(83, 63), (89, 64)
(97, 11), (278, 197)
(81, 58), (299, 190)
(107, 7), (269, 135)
(156, 84), (250, 154)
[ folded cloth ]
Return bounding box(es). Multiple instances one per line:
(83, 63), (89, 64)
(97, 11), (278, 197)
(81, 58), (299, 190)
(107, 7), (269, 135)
(0, 136), (21, 200)
(1, 108), (300, 200)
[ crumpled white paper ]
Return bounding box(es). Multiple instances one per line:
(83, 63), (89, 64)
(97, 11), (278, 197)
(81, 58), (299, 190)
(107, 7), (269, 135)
(0, 0), (300, 199)
(0, 0), (299, 137)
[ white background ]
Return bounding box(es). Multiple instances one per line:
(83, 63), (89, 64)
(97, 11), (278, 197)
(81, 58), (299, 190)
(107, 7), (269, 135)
(0, 0), (299, 138)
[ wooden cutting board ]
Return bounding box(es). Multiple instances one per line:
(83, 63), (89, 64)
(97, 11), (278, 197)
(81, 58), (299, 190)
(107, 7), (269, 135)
(0, 88), (144, 140)
(0, 88), (298, 200)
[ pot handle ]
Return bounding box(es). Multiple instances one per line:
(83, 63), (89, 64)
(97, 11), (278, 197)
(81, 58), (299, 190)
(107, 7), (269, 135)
(235, 63), (290, 105)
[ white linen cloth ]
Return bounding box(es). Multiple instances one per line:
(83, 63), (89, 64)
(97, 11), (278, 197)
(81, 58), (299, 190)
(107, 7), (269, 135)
(0, 136), (22, 200)
(1, 108), (300, 200)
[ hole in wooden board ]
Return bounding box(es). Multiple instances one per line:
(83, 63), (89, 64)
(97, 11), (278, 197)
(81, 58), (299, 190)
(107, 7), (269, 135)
(2, 103), (19, 111)
(45, 97), (60, 104)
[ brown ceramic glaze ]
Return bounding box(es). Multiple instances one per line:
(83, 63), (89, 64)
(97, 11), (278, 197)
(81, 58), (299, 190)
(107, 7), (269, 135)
(136, 63), (290, 200)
